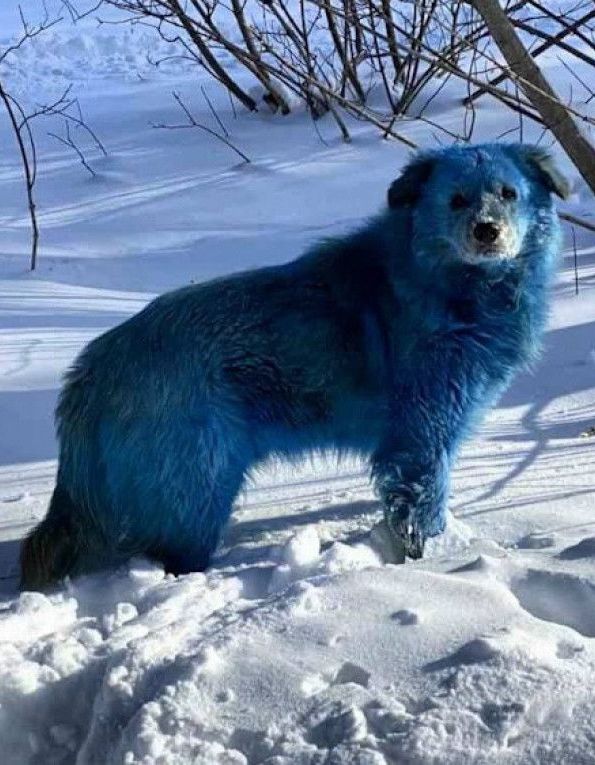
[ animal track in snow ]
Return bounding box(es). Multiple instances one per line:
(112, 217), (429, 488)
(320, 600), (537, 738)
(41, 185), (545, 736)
(0, 491), (26, 503)
(510, 569), (595, 637)
(391, 609), (419, 626)
(333, 662), (371, 688)
(516, 533), (556, 550)
(479, 701), (525, 745)
(423, 638), (499, 672)
(558, 537), (595, 561)
(556, 640), (585, 660)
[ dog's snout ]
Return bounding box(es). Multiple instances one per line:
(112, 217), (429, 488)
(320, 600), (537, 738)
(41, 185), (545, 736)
(473, 221), (500, 245)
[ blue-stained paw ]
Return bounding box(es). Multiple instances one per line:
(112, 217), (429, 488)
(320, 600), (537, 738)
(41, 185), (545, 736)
(384, 505), (425, 560)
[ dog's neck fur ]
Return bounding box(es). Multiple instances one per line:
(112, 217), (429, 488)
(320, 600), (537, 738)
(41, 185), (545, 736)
(336, 206), (561, 376)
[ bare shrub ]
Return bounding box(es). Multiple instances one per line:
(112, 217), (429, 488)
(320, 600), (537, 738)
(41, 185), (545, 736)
(104, 0), (483, 136)
(0, 7), (106, 270)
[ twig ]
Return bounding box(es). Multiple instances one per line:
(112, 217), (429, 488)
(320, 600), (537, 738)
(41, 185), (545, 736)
(48, 120), (96, 176)
(560, 212), (595, 233)
(572, 225), (579, 295)
(228, 89), (238, 120)
(66, 98), (108, 156)
(201, 85), (229, 137)
(61, 1), (103, 23)
(154, 91), (251, 163)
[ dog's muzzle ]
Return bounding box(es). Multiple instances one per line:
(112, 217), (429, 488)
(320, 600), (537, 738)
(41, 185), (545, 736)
(466, 217), (517, 261)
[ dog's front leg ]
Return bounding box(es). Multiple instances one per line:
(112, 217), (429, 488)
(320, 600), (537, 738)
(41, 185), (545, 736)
(371, 443), (450, 560)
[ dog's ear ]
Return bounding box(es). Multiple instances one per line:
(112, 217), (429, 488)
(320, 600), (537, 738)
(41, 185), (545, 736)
(509, 145), (570, 200)
(387, 155), (436, 209)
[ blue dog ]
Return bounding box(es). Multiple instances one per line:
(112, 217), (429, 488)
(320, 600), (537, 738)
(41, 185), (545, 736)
(21, 143), (568, 589)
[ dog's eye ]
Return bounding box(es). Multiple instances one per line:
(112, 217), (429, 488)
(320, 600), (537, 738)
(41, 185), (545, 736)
(502, 185), (517, 201)
(450, 193), (469, 210)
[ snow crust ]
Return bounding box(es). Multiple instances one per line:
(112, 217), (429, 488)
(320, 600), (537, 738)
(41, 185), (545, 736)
(1, 1), (595, 763)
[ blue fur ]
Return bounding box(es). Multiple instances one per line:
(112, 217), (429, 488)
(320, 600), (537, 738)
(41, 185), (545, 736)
(23, 143), (565, 584)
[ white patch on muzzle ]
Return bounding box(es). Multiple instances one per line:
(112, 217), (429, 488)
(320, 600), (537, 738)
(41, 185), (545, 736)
(463, 218), (519, 264)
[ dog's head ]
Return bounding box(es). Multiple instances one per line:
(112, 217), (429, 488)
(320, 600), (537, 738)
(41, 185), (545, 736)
(387, 143), (569, 267)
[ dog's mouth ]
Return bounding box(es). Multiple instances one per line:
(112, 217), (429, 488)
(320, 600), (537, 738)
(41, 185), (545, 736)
(475, 245), (511, 258)
(464, 234), (519, 263)
(462, 245), (515, 264)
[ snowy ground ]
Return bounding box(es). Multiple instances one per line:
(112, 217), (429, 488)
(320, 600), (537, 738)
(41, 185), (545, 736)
(1, 2), (595, 763)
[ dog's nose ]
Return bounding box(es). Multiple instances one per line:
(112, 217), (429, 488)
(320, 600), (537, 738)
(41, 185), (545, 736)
(473, 221), (500, 245)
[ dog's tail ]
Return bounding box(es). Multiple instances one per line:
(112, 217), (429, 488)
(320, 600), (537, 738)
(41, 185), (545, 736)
(20, 485), (86, 590)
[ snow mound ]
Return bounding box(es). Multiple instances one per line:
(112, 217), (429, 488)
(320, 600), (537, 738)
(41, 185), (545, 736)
(0, 13), (192, 99)
(2, 531), (595, 764)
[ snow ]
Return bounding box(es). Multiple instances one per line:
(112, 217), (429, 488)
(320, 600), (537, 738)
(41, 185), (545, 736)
(1, 1), (595, 763)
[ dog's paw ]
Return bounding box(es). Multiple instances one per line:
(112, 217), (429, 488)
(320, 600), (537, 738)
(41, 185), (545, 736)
(399, 521), (425, 559)
(383, 507), (426, 560)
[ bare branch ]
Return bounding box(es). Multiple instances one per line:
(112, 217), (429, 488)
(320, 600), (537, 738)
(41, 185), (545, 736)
(560, 212), (595, 234)
(48, 120), (97, 176)
(201, 85), (229, 137)
(0, 82), (39, 269)
(154, 91), (251, 163)
(0, 5), (106, 269)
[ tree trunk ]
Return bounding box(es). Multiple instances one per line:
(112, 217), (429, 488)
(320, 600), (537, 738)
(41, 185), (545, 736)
(470, 0), (595, 195)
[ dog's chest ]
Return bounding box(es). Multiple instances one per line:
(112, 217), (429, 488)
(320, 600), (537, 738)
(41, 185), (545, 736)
(434, 279), (536, 373)
(447, 276), (521, 322)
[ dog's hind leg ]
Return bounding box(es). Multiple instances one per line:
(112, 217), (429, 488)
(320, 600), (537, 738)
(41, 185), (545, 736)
(100, 413), (251, 576)
(149, 464), (248, 576)
(153, 487), (236, 576)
